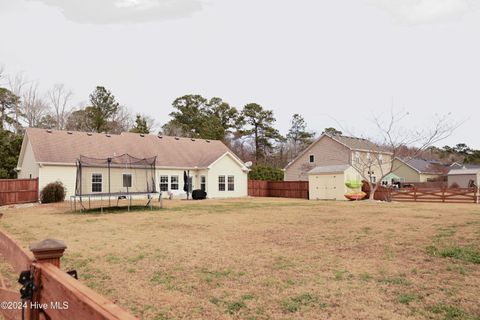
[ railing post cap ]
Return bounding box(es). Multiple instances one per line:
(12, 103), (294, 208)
(29, 239), (67, 260)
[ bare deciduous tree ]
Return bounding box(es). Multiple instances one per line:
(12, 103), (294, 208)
(47, 83), (73, 130)
(22, 81), (49, 127)
(350, 110), (459, 200)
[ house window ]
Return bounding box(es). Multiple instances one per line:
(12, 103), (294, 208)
(200, 176), (206, 192)
(370, 176), (377, 183)
(379, 154), (383, 164)
(92, 173), (102, 193)
(354, 152), (360, 163)
(170, 176), (179, 190)
(160, 175), (169, 191)
(309, 155), (315, 163)
(228, 176), (235, 191)
(218, 176), (226, 191)
(123, 174), (132, 188)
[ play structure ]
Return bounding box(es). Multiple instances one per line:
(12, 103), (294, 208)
(71, 154), (158, 212)
(344, 180), (367, 201)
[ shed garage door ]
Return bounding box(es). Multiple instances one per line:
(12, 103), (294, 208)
(309, 174), (343, 200)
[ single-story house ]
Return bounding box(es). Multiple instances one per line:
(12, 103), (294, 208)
(16, 128), (249, 199)
(390, 158), (447, 183)
(447, 165), (480, 188)
(308, 165), (361, 201)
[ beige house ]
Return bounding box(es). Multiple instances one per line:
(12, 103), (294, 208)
(16, 128), (249, 199)
(447, 166), (480, 188)
(284, 133), (392, 183)
(391, 158), (446, 183)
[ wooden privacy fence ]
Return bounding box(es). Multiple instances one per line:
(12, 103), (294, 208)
(0, 178), (39, 206)
(248, 180), (309, 199)
(0, 228), (137, 320)
(363, 182), (478, 204)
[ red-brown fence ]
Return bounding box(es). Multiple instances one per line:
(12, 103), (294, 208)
(0, 229), (137, 320)
(0, 178), (39, 206)
(363, 182), (478, 204)
(248, 180), (309, 199)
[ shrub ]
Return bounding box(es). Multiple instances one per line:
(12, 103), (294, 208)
(450, 182), (460, 189)
(248, 165), (283, 181)
(40, 181), (66, 203)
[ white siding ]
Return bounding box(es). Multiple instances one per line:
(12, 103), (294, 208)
(207, 155), (248, 198)
(17, 140), (39, 179)
(39, 165), (77, 197)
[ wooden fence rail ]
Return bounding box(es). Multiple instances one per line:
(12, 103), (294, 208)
(0, 178), (39, 206)
(363, 182), (478, 204)
(0, 229), (137, 320)
(248, 180), (309, 199)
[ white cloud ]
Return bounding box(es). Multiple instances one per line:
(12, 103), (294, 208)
(369, 0), (478, 25)
(27, 0), (205, 24)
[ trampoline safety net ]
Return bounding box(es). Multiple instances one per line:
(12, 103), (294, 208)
(75, 154), (157, 196)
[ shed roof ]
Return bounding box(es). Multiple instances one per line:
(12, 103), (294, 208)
(448, 167), (480, 175)
(308, 164), (351, 175)
(23, 128), (244, 169)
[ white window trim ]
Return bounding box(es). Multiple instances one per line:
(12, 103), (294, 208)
(227, 175), (235, 191)
(170, 175), (179, 190)
(160, 175), (169, 192)
(218, 175), (226, 192)
(91, 173), (103, 193)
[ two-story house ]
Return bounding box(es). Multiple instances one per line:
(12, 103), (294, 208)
(283, 133), (392, 200)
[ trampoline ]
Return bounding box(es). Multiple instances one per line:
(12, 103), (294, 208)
(72, 154), (158, 212)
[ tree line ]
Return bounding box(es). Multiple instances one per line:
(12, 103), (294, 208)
(1, 67), (478, 181)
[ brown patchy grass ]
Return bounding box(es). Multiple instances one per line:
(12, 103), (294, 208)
(1, 198), (480, 320)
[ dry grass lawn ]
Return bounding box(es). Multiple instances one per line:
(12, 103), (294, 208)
(1, 198), (480, 320)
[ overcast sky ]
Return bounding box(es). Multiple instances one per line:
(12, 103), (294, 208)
(1, 0), (479, 148)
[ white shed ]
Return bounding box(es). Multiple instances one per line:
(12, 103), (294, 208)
(308, 165), (361, 200)
(447, 167), (480, 188)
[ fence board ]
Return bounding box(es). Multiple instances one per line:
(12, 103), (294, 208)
(363, 182), (478, 204)
(0, 178), (39, 206)
(0, 288), (22, 320)
(248, 180), (309, 199)
(0, 230), (33, 273)
(36, 263), (137, 320)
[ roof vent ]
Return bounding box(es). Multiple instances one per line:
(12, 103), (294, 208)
(157, 135), (163, 139)
(46, 129), (52, 133)
(140, 134), (145, 137)
(106, 134), (111, 138)
(206, 140), (210, 143)
(191, 138), (196, 141)
(67, 131), (73, 135)
(87, 133), (92, 136)
(175, 137), (180, 140)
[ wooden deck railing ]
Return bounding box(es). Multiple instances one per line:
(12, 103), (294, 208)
(0, 227), (137, 320)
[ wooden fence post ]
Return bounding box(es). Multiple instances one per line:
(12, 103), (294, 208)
(29, 239), (67, 268)
(413, 187), (417, 202)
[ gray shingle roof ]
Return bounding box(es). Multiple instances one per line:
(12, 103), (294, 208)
(400, 158), (446, 174)
(327, 134), (388, 153)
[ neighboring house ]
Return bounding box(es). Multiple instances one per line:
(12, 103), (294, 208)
(16, 128), (249, 199)
(390, 158), (446, 183)
(447, 166), (480, 188)
(284, 133), (392, 182)
(284, 133), (392, 200)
